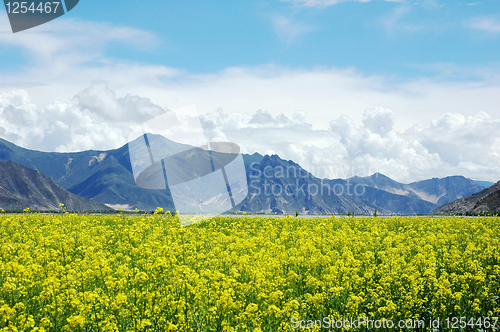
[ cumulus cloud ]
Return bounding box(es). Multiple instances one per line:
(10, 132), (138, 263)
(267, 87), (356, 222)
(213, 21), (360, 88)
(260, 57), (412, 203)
(1, 85), (499, 182)
(406, 112), (500, 168)
(0, 84), (167, 152)
(2, 17), (500, 139)
(74, 82), (165, 122)
(200, 106), (500, 183)
(248, 109), (308, 128)
(327, 108), (443, 180)
(362, 107), (395, 136)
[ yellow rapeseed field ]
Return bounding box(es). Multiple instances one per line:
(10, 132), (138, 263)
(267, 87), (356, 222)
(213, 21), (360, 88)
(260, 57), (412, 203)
(0, 214), (499, 331)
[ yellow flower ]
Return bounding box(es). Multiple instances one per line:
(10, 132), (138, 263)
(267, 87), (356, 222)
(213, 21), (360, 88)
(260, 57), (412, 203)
(0, 214), (497, 330)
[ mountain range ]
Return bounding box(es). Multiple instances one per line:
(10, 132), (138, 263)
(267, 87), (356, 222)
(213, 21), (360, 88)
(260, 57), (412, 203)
(0, 161), (110, 211)
(434, 181), (500, 215)
(0, 137), (490, 214)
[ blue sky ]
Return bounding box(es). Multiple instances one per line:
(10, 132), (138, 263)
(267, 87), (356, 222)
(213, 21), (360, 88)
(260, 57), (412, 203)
(3, 0), (500, 76)
(0, 0), (500, 182)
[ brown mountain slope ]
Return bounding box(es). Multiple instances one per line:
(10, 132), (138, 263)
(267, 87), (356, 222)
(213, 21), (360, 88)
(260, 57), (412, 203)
(433, 181), (500, 214)
(0, 161), (111, 211)
(471, 186), (500, 213)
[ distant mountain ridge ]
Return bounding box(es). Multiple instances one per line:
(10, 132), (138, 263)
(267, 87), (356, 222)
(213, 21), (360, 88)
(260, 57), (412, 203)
(474, 181), (495, 188)
(0, 137), (487, 214)
(433, 181), (500, 214)
(242, 154), (375, 215)
(0, 161), (111, 211)
(346, 173), (484, 205)
(324, 172), (482, 215)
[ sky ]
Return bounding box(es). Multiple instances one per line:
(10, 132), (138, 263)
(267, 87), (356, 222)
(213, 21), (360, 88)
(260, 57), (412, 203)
(0, 0), (499, 183)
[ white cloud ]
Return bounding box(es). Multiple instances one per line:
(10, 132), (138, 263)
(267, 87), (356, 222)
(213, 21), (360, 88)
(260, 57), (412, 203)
(381, 6), (426, 31)
(405, 112), (500, 168)
(1, 14), (500, 135)
(1, 85), (499, 183)
(0, 84), (167, 152)
(466, 17), (500, 33)
(0, 13), (178, 107)
(282, 0), (372, 7)
(418, 0), (444, 9)
(272, 16), (315, 46)
(362, 106), (395, 136)
(281, 0), (436, 7)
(200, 106), (500, 183)
(0, 13), (157, 63)
(74, 82), (165, 122)
(0, 15), (500, 182)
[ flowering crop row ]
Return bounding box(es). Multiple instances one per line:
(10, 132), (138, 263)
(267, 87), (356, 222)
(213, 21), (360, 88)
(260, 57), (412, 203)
(0, 214), (499, 331)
